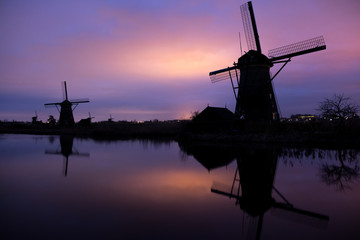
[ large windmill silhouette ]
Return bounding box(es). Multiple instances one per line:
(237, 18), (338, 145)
(45, 81), (89, 126)
(209, 1), (326, 121)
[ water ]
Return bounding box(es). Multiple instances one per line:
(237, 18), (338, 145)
(0, 134), (359, 240)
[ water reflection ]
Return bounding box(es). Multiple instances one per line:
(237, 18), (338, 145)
(45, 136), (89, 176)
(280, 148), (360, 191)
(180, 143), (332, 240)
(1, 135), (359, 240)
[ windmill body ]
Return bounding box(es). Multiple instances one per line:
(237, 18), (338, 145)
(45, 81), (89, 127)
(210, 1), (326, 122)
(58, 100), (75, 126)
(236, 50), (277, 121)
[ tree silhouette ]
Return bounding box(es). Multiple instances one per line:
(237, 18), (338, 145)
(317, 94), (358, 121)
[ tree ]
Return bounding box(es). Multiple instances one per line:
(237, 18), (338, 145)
(317, 94), (359, 121)
(190, 110), (200, 120)
(47, 115), (56, 126)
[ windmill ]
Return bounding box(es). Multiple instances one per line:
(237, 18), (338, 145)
(45, 81), (89, 126)
(32, 111), (38, 124)
(209, 1), (326, 121)
(211, 148), (329, 239)
(108, 114), (114, 122)
(78, 112), (95, 126)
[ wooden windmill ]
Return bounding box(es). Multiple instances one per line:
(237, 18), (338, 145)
(209, 1), (326, 121)
(45, 81), (89, 126)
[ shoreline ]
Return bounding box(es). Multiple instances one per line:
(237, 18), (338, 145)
(1, 120), (359, 149)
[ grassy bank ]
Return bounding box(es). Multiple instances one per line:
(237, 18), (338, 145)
(0, 120), (187, 140)
(1, 119), (359, 148)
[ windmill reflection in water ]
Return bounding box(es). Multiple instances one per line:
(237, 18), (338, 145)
(179, 143), (329, 240)
(45, 136), (89, 176)
(210, 147), (329, 240)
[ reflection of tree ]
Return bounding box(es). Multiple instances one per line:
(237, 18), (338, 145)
(279, 148), (360, 191)
(320, 149), (360, 191)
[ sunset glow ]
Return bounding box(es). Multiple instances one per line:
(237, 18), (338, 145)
(1, 0), (359, 121)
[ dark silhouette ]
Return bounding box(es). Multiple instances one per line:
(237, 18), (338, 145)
(209, 1), (326, 122)
(46, 115), (56, 126)
(31, 111), (42, 124)
(108, 114), (114, 122)
(179, 143), (330, 240)
(45, 135), (89, 176)
(317, 94), (359, 122)
(192, 106), (236, 122)
(320, 149), (360, 191)
(44, 81), (89, 127)
(178, 142), (237, 171)
(279, 148), (360, 191)
(78, 112), (94, 127)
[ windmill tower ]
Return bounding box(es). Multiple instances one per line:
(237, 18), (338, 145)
(45, 81), (89, 126)
(210, 1), (326, 121)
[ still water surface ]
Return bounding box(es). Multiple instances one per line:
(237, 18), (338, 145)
(0, 134), (359, 240)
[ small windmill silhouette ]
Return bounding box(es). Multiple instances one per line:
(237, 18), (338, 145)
(45, 81), (89, 126)
(209, 1), (326, 121)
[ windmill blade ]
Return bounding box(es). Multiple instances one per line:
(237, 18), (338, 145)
(71, 152), (90, 157)
(44, 102), (61, 106)
(45, 150), (62, 155)
(211, 181), (241, 199)
(268, 36), (326, 62)
(209, 66), (239, 83)
(70, 98), (90, 104)
(272, 202), (329, 220)
(240, 1), (261, 53)
(271, 202), (329, 229)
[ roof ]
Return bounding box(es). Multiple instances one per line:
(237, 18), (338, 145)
(194, 106), (236, 122)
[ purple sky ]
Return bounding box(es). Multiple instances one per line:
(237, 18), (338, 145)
(1, 0), (359, 122)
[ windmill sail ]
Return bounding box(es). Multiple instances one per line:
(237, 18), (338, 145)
(240, 1), (261, 53)
(209, 66), (239, 83)
(209, 1), (326, 121)
(268, 36), (326, 61)
(70, 98), (90, 104)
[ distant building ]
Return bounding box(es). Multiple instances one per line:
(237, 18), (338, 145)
(194, 106), (236, 122)
(290, 114), (318, 122)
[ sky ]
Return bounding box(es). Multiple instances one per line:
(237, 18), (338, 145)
(0, 0), (359, 122)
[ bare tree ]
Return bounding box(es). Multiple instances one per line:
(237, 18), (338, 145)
(317, 94), (359, 121)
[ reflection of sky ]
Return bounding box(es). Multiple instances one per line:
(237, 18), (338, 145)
(1, 135), (360, 239)
(1, 0), (360, 121)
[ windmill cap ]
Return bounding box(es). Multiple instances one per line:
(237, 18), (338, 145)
(238, 50), (273, 67)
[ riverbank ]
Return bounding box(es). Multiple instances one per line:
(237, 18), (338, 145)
(0, 120), (186, 140)
(1, 120), (359, 148)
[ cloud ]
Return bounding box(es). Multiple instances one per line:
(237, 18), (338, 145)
(0, 0), (359, 121)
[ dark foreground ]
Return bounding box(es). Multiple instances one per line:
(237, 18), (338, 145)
(0, 119), (359, 148)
